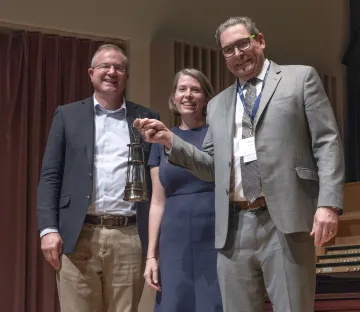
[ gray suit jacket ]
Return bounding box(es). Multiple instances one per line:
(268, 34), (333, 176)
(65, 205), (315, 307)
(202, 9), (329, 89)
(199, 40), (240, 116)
(167, 62), (345, 250)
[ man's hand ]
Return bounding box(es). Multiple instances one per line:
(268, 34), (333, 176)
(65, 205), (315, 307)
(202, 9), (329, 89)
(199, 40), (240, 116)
(134, 118), (173, 150)
(41, 232), (63, 270)
(310, 207), (339, 247)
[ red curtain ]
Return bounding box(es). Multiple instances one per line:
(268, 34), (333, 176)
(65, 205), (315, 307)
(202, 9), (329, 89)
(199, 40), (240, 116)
(0, 31), (127, 312)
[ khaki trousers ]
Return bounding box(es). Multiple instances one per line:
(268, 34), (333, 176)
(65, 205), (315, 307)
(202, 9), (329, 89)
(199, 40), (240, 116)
(57, 223), (145, 312)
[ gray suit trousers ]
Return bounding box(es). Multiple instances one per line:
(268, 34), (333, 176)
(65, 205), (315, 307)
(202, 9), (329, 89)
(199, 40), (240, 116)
(217, 207), (315, 312)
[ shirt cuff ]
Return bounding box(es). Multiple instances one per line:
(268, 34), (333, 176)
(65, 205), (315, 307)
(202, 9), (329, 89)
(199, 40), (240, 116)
(40, 227), (59, 238)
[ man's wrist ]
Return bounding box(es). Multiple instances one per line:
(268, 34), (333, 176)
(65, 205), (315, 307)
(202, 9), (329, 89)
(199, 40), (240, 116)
(165, 132), (174, 150)
(319, 206), (343, 215)
(164, 132), (173, 151)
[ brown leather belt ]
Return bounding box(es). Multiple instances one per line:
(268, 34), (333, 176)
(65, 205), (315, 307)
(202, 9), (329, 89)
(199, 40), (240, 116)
(85, 214), (136, 227)
(230, 197), (267, 212)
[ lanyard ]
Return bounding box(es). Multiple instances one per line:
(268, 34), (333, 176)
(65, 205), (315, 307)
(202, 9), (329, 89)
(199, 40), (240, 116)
(237, 64), (270, 123)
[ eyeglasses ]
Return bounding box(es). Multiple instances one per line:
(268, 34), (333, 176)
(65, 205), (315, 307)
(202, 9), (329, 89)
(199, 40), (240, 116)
(221, 35), (256, 58)
(93, 62), (126, 73)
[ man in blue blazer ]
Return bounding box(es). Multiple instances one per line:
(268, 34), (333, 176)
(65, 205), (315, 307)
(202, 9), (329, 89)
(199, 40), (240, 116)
(37, 44), (159, 312)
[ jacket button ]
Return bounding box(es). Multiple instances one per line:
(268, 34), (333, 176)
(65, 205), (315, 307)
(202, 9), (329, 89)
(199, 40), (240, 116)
(89, 173), (92, 178)
(86, 196), (90, 200)
(228, 162), (231, 167)
(226, 189), (229, 195)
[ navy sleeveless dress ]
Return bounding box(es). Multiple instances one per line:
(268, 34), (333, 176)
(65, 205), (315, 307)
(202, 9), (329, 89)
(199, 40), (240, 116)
(148, 125), (223, 312)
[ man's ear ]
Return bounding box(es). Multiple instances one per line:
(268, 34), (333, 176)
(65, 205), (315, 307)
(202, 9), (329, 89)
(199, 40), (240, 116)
(256, 33), (266, 49)
(88, 68), (94, 80)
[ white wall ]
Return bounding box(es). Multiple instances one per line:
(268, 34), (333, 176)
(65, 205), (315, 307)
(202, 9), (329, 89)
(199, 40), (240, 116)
(0, 0), (349, 108)
(0, 0), (173, 106)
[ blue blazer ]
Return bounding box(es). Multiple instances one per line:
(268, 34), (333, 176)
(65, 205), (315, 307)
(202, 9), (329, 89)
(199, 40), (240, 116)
(37, 96), (159, 254)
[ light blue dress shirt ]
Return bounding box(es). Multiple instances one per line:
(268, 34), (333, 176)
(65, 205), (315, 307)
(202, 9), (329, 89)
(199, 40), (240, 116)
(40, 95), (134, 237)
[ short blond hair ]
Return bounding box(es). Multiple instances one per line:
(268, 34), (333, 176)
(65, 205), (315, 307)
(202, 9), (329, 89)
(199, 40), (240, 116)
(90, 44), (129, 69)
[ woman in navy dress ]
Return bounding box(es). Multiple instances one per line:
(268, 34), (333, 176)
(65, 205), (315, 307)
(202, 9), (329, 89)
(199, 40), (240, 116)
(145, 69), (223, 312)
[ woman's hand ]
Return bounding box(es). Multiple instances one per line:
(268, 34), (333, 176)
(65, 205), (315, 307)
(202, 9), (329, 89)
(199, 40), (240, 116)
(143, 257), (161, 291)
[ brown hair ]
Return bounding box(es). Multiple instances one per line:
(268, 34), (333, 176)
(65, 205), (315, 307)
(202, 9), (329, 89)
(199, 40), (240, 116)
(215, 16), (260, 46)
(169, 68), (215, 116)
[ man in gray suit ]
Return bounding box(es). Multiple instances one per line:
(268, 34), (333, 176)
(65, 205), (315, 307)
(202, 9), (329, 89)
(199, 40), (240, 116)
(135, 16), (344, 312)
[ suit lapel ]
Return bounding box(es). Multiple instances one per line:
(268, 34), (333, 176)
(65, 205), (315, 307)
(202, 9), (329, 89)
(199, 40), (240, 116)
(224, 81), (237, 141)
(126, 100), (144, 143)
(254, 61), (282, 129)
(82, 97), (95, 166)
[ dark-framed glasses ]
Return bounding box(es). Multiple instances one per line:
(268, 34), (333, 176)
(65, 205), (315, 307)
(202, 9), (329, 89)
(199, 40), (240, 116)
(221, 35), (256, 58)
(93, 62), (126, 73)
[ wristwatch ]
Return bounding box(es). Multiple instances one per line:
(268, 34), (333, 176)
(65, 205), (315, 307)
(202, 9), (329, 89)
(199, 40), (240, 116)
(323, 206), (343, 215)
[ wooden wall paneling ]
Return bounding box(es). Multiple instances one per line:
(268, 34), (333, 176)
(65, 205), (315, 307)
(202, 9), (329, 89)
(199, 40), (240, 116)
(211, 49), (220, 92)
(184, 43), (193, 68)
(192, 46), (200, 70)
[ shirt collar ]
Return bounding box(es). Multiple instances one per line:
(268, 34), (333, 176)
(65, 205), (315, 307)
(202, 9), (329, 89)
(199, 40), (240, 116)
(93, 94), (127, 116)
(238, 58), (270, 87)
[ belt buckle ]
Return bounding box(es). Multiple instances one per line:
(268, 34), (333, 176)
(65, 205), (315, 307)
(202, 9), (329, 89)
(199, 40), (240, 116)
(100, 215), (105, 226)
(119, 216), (128, 227)
(246, 201), (260, 212)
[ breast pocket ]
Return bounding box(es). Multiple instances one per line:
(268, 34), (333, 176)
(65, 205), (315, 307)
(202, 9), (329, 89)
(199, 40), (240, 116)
(270, 95), (295, 111)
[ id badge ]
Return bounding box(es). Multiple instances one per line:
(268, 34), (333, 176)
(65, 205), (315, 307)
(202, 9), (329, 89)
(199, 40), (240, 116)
(238, 137), (257, 163)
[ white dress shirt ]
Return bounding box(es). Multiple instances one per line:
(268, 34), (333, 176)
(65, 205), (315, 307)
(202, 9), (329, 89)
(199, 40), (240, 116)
(230, 59), (270, 201)
(88, 95), (134, 216)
